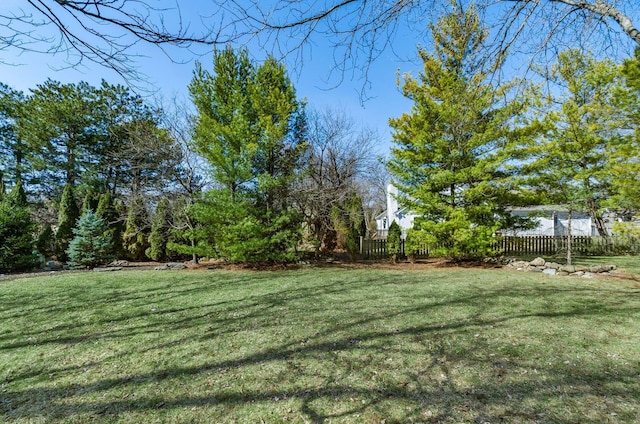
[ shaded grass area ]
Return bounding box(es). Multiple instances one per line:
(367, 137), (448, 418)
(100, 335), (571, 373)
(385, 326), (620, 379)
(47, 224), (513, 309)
(1, 268), (639, 423)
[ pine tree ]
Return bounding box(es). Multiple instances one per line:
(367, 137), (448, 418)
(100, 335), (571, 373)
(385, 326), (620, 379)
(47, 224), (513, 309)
(0, 181), (37, 272)
(388, 7), (534, 259)
(521, 49), (630, 264)
(146, 198), (170, 261)
(66, 210), (113, 268)
(55, 183), (80, 261)
(188, 47), (304, 262)
(606, 48), (640, 215)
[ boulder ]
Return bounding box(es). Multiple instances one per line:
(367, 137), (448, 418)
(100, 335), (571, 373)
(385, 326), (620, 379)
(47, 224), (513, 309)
(559, 265), (576, 273)
(589, 264), (616, 273)
(510, 260), (529, 269)
(542, 268), (557, 275)
(530, 257), (546, 267)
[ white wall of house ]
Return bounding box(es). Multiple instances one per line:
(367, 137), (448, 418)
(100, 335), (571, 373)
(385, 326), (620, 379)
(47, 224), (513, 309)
(375, 184), (416, 238)
(502, 209), (595, 237)
(376, 184), (599, 238)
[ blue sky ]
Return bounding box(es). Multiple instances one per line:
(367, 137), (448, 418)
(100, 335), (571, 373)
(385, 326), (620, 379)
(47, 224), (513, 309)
(2, 1), (637, 157)
(0, 2), (423, 156)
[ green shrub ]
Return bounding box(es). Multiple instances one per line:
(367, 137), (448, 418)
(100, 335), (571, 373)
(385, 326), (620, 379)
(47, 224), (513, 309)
(0, 183), (37, 273)
(387, 221), (403, 263)
(146, 198), (170, 261)
(55, 184), (80, 261)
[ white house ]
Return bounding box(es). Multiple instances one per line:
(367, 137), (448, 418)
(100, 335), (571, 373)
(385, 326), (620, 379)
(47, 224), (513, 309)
(375, 184), (416, 238)
(375, 184), (599, 238)
(500, 206), (597, 237)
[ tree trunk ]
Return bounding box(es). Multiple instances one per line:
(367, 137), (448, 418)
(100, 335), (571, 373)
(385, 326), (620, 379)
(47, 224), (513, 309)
(191, 238), (198, 264)
(588, 198), (609, 238)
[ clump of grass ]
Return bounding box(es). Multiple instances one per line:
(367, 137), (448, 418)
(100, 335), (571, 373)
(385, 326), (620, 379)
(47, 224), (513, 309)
(1, 267), (639, 423)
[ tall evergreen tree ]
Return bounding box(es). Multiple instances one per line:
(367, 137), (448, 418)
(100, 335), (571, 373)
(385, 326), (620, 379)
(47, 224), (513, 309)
(122, 195), (149, 261)
(607, 48), (640, 216)
(388, 7), (534, 259)
(521, 49), (631, 263)
(55, 183), (80, 261)
(20, 80), (100, 190)
(189, 47), (256, 196)
(188, 47), (304, 262)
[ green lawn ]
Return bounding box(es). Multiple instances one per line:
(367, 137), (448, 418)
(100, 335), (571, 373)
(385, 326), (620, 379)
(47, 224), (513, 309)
(1, 267), (639, 423)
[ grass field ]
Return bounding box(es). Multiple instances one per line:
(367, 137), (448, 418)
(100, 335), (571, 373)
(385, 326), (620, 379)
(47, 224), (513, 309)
(1, 265), (639, 423)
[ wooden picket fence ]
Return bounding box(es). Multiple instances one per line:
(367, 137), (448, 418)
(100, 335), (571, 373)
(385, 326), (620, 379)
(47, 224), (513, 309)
(360, 235), (640, 259)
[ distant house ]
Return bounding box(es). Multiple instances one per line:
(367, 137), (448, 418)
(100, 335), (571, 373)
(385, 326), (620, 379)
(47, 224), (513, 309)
(500, 206), (597, 237)
(375, 184), (415, 238)
(375, 184), (603, 238)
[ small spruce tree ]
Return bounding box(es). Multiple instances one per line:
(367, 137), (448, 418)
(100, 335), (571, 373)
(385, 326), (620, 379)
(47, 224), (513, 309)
(66, 210), (113, 268)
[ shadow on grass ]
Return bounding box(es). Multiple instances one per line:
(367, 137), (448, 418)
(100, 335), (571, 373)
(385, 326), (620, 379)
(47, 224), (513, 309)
(2, 269), (640, 422)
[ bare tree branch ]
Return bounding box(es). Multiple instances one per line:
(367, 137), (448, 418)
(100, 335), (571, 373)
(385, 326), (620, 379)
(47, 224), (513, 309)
(1, 0), (638, 90)
(1, 1), (230, 79)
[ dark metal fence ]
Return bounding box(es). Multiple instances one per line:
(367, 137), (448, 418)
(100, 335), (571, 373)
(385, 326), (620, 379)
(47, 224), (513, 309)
(360, 236), (640, 259)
